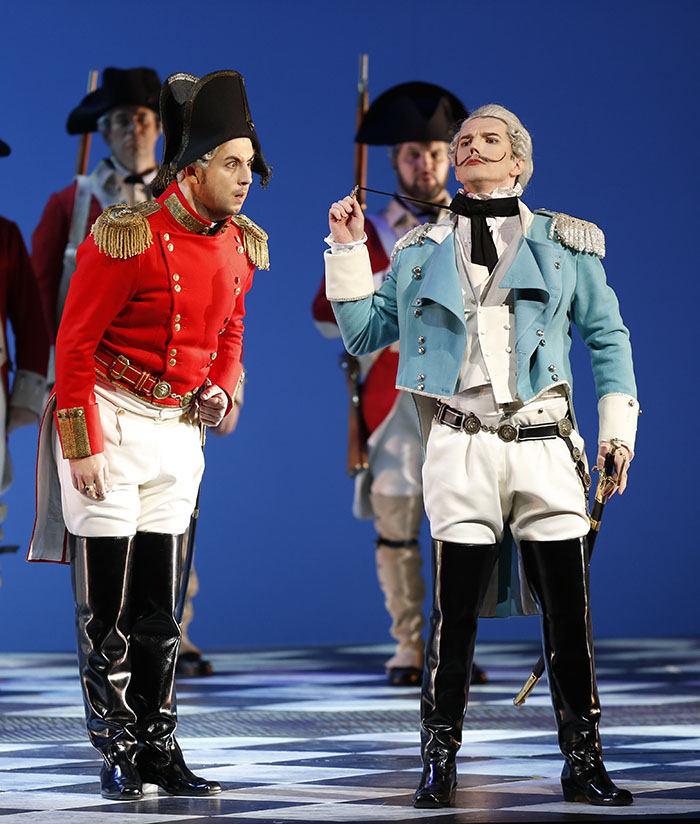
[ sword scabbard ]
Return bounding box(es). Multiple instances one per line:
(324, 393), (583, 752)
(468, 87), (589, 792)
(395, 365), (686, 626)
(513, 671), (540, 707)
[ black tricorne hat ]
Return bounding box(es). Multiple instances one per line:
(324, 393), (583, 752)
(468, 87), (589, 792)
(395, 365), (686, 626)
(152, 70), (270, 198)
(0, 140), (9, 157)
(356, 81), (468, 146)
(66, 67), (162, 135)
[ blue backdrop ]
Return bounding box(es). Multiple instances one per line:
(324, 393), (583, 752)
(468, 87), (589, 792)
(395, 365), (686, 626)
(0, 0), (698, 652)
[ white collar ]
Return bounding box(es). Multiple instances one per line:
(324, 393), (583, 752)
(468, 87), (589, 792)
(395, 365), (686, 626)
(462, 183), (524, 201)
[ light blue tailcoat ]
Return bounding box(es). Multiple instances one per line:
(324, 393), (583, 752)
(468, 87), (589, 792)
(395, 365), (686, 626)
(333, 212), (636, 407)
(331, 210), (637, 618)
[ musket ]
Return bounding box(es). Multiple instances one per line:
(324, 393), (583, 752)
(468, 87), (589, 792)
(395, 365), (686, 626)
(340, 352), (369, 476)
(341, 54), (370, 477)
(75, 70), (99, 176)
(354, 54), (369, 210)
(513, 445), (626, 706)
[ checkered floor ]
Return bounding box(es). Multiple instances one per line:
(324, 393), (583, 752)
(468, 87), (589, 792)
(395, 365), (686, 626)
(0, 638), (699, 822)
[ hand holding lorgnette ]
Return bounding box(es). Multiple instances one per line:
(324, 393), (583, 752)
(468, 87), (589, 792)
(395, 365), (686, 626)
(329, 195), (365, 244)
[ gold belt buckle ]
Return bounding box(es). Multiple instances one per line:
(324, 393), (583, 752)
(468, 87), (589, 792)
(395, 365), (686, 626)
(180, 390), (194, 408)
(110, 354), (131, 381)
(152, 380), (172, 400)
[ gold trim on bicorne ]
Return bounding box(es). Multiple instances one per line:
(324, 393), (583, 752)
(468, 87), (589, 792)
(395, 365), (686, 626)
(232, 214), (269, 270)
(91, 201), (162, 259)
(164, 194), (210, 235)
(55, 407), (91, 458)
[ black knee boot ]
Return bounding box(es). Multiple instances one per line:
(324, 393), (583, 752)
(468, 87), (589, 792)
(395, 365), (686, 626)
(413, 540), (499, 809)
(69, 534), (141, 800)
(520, 538), (632, 807)
(128, 532), (220, 796)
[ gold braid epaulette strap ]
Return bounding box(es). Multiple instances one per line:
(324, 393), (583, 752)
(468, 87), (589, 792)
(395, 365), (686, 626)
(231, 214), (270, 270)
(536, 209), (606, 258)
(55, 407), (91, 458)
(91, 201), (163, 259)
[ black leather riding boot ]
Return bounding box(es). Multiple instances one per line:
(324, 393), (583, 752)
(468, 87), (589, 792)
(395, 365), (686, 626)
(520, 538), (632, 807)
(69, 534), (141, 800)
(128, 532), (220, 796)
(413, 540), (499, 809)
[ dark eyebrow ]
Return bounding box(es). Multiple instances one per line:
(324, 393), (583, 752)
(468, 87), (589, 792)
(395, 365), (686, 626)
(460, 131), (501, 140)
(222, 153), (256, 163)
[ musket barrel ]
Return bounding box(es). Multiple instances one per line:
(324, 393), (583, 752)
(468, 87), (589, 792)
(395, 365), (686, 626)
(75, 70), (99, 176)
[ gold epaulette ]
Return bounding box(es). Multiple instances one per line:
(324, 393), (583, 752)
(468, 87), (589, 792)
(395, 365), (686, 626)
(231, 214), (269, 270)
(91, 201), (162, 259)
(391, 223), (432, 261)
(536, 209), (606, 258)
(55, 407), (91, 458)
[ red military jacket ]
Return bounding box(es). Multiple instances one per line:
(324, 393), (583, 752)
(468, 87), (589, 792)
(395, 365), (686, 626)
(0, 218), (50, 399)
(31, 180), (104, 338)
(54, 181), (267, 459)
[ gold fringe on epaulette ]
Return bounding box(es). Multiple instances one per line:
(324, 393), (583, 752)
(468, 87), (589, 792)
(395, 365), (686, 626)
(232, 214), (270, 270)
(91, 202), (159, 259)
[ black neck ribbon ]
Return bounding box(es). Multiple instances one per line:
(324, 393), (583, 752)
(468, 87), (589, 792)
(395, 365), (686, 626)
(449, 193), (520, 273)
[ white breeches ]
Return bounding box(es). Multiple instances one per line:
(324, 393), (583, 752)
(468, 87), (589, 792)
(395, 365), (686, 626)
(56, 379), (204, 537)
(422, 395), (589, 545)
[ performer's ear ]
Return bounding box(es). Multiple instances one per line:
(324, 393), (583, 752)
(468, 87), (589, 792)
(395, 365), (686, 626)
(183, 164), (201, 183)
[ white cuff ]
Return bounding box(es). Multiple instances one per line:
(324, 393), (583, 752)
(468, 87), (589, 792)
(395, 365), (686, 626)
(324, 232), (368, 254)
(324, 244), (375, 302)
(11, 370), (46, 418)
(598, 393), (640, 456)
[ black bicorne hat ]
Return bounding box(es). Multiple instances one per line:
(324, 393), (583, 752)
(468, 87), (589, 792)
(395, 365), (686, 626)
(356, 81), (468, 146)
(0, 140), (9, 157)
(152, 70), (270, 198)
(66, 67), (162, 135)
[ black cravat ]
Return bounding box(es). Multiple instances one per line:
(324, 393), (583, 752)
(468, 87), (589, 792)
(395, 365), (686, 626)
(123, 173), (144, 185)
(449, 193), (520, 272)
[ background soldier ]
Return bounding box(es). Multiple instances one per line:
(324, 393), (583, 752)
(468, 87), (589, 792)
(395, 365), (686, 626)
(32, 67), (162, 339)
(313, 83), (486, 686)
(0, 137), (50, 560)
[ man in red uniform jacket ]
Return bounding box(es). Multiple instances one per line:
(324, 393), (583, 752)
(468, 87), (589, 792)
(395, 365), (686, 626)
(0, 137), (50, 558)
(32, 66), (226, 679)
(29, 70), (270, 802)
(312, 83), (489, 687)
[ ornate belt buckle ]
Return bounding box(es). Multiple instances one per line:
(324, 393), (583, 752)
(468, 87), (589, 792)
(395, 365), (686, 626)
(463, 414), (481, 435)
(498, 423), (517, 442)
(152, 380), (172, 401)
(110, 354), (131, 381)
(180, 390), (194, 408)
(557, 418), (573, 438)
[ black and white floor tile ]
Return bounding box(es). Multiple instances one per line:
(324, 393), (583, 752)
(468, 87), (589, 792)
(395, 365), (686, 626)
(1, 638), (699, 822)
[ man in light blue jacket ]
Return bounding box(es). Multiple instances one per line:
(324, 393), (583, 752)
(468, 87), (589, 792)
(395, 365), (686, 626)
(324, 104), (638, 809)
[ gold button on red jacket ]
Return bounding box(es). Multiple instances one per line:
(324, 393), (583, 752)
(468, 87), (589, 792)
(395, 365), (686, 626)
(54, 181), (267, 459)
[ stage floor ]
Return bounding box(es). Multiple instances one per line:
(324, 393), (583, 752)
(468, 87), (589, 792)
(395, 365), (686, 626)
(0, 638), (698, 822)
